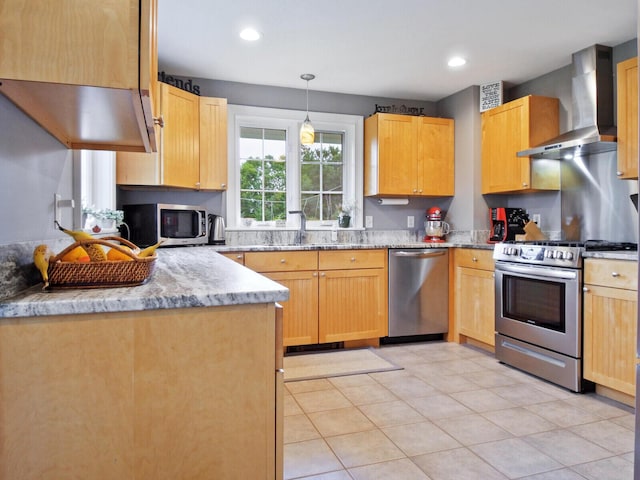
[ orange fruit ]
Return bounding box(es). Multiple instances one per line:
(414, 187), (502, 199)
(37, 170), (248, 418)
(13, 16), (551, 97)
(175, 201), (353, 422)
(107, 246), (134, 261)
(60, 245), (89, 262)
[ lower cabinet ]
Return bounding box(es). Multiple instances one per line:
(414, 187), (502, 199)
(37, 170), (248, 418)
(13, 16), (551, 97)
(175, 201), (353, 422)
(0, 304), (282, 480)
(453, 248), (496, 347)
(244, 249), (388, 346)
(583, 258), (638, 397)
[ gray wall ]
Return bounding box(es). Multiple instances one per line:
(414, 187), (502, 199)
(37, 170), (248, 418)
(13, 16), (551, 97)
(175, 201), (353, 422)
(0, 94), (74, 245)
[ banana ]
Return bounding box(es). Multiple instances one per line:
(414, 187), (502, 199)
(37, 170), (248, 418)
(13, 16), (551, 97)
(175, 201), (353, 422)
(55, 221), (107, 262)
(137, 240), (164, 258)
(33, 244), (54, 289)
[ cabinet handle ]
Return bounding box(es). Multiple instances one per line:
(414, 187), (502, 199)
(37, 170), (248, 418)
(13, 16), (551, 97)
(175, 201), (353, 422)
(221, 183), (227, 188)
(616, 171), (623, 176)
(583, 286), (589, 292)
(320, 272), (326, 277)
(522, 183), (528, 187)
(280, 259), (286, 264)
(313, 272), (318, 277)
(418, 189), (423, 193)
(154, 116), (164, 128)
(413, 189), (417, 193)
(611, 272), (620, 277)
(350, 257), (356, 262)
(472, 257), (478, 262)
(236, 255), (243, 260)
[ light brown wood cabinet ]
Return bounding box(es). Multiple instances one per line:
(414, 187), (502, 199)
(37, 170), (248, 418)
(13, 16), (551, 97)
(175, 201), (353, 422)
(117, 85), (228, 190)
(452, 248), (495, 347)
(583, 258), (638, 397)
(244, 249), (388, 346)
(617, 56), (638, 180)
(481, 95), (560, 194)
(364, 113), (454, 196)
(0, 0), (158, 153)
(0, 304), (282, 480)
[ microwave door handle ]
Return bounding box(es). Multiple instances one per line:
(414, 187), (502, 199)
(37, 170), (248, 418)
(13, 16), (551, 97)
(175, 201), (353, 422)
(197, 211), (207, 237)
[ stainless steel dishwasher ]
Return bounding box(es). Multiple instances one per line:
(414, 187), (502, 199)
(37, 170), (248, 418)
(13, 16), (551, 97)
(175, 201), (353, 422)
(388, 248), (449, 337)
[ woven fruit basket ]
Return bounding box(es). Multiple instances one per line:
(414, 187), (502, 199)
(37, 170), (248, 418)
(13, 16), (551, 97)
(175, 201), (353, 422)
(47, 236), (157, 289)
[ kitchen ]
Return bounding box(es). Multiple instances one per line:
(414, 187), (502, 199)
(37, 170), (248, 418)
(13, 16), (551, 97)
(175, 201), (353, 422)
(0, 1), (639, 479)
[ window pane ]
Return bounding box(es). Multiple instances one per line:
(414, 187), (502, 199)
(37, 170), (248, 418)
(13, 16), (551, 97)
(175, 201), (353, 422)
(241, 191), (262, 219)
(264, 160), (286, 191)
(325, 194), (343, 220)
(301, 193), (321, 221)
(301, 164), (320, 191)
(322, 164), (342, 191)
(264, 192), (287, 221)
(240, 160), (263, 190)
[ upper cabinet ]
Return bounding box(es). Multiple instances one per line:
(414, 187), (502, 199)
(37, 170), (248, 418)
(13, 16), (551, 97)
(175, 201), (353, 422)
(481, 95), (560, 194)
(617, 57), (638, 180)
(364, 113), (454, 197)
(0, 0), (158, 153)
(117, 83), (228, 190)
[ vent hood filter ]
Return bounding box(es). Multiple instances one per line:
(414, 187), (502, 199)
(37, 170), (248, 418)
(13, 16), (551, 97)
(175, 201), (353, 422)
(517, 44), (617, 160)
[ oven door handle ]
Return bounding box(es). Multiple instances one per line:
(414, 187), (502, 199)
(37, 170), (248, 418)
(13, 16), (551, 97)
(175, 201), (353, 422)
(495, 263), (578, 280)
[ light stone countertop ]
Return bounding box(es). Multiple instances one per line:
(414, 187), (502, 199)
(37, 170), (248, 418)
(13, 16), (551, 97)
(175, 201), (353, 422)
(0, 247), (289, 319)
(2, 241), (635, 319)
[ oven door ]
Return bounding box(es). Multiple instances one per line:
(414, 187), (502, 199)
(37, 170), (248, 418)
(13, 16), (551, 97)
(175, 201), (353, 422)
(494, 261), (581, 358)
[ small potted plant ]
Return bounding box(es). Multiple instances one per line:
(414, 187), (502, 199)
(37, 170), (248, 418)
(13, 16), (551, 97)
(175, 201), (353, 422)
(338, 201), (354, 228)
(82, 206), (124, 231)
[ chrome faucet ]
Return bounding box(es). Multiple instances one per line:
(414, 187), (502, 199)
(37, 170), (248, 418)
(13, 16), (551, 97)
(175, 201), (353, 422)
(289, 210), (307, 245)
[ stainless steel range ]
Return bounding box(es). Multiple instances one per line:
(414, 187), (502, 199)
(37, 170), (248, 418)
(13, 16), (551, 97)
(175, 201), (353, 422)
(494, 240), (637, 392)
(494, 241), (585, 392)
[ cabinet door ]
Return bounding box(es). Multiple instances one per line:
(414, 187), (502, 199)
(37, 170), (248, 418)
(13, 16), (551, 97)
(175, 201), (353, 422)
(617, 57), (638, 180)
(199, 97), (228, 190)
(161, 83), (200, 188)
(583, 284), (637, 396)
(482, 99), (530, 193)
(455, 266), (495, 346)
(116, 83), (199, 187)
(263, 271), (319, 346)
(319, 268), (388, 343)
(418, 117), (455, 196)
(376, 114), (417, 195)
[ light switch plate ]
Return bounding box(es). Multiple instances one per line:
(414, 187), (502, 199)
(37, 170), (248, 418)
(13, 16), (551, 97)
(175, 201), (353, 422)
(407, 216), (414, 228)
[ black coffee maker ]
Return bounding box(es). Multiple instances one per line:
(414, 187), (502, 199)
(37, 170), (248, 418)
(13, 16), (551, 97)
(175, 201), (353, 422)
(488, 208), (529, 243)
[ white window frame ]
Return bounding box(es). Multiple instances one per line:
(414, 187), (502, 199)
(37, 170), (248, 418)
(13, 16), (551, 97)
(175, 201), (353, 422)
(226, 105), (363, 230)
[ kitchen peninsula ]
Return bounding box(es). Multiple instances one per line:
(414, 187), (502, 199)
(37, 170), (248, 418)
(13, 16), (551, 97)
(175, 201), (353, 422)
(0, 248), (288, 480)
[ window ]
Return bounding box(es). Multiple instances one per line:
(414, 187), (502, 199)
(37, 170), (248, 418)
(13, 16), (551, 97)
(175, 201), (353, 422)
(227, 105), (363, 230)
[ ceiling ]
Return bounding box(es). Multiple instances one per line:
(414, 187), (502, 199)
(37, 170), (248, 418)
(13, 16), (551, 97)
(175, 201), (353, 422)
(157, 0), (638, 102)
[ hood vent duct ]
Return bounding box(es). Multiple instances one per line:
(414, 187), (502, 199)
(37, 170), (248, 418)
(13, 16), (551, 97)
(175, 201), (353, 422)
(517, 44), (617, 160)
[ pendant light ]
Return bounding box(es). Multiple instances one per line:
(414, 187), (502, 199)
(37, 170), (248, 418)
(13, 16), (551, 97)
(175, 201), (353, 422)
(300, 73), (315, 145)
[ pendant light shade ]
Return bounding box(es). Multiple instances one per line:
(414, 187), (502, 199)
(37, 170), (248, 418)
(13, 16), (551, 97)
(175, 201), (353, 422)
(300, 74), (315, 145)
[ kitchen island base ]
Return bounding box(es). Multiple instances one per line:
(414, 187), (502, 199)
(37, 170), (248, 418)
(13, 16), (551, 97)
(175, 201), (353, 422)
(0, 303), (282, 480)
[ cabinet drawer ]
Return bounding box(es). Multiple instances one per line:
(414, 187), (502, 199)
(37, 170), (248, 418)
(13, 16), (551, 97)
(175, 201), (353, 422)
(244, 251), (318, 272)
(584, 259), (638, 290)
(455, 249), (494, 270)
(318, 249), (386, 270)
(220, 252), (245, 264)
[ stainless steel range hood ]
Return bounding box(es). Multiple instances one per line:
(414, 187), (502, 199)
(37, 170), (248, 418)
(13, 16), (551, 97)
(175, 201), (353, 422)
(517, 44), (617, 160)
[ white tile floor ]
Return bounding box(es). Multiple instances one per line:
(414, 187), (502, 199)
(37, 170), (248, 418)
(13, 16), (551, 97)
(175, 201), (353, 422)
(283, 341), (636, 480)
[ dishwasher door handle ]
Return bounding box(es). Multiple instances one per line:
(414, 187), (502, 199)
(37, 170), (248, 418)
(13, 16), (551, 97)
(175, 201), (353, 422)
(391, 250), (447, 259)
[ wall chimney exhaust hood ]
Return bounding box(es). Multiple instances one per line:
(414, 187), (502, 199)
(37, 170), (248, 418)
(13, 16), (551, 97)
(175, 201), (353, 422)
(517, 44), (617, 160)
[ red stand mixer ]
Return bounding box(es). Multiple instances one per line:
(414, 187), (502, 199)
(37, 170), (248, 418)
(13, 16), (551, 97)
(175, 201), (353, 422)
(424, 207), (451, 242)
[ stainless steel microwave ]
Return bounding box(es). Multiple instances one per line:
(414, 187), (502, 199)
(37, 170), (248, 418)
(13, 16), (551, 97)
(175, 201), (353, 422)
(122, 203), (208, 247)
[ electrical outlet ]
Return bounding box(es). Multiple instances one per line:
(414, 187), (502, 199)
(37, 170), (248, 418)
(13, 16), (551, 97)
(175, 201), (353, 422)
(407, 215), (414, 228)
(532, 213), (541, 225)
(365, 216), (373, 228)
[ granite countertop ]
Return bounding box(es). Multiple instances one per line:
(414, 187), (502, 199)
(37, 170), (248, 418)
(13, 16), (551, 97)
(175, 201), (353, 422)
(0, 247), (289, 319)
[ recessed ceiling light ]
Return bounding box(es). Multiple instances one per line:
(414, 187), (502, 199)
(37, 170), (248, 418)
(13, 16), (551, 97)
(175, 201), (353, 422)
(239, 28), (261, 41)
(448, 56), (466, 67)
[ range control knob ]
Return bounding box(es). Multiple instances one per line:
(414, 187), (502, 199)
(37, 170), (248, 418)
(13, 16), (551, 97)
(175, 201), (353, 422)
(564, 251), (574, 260)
